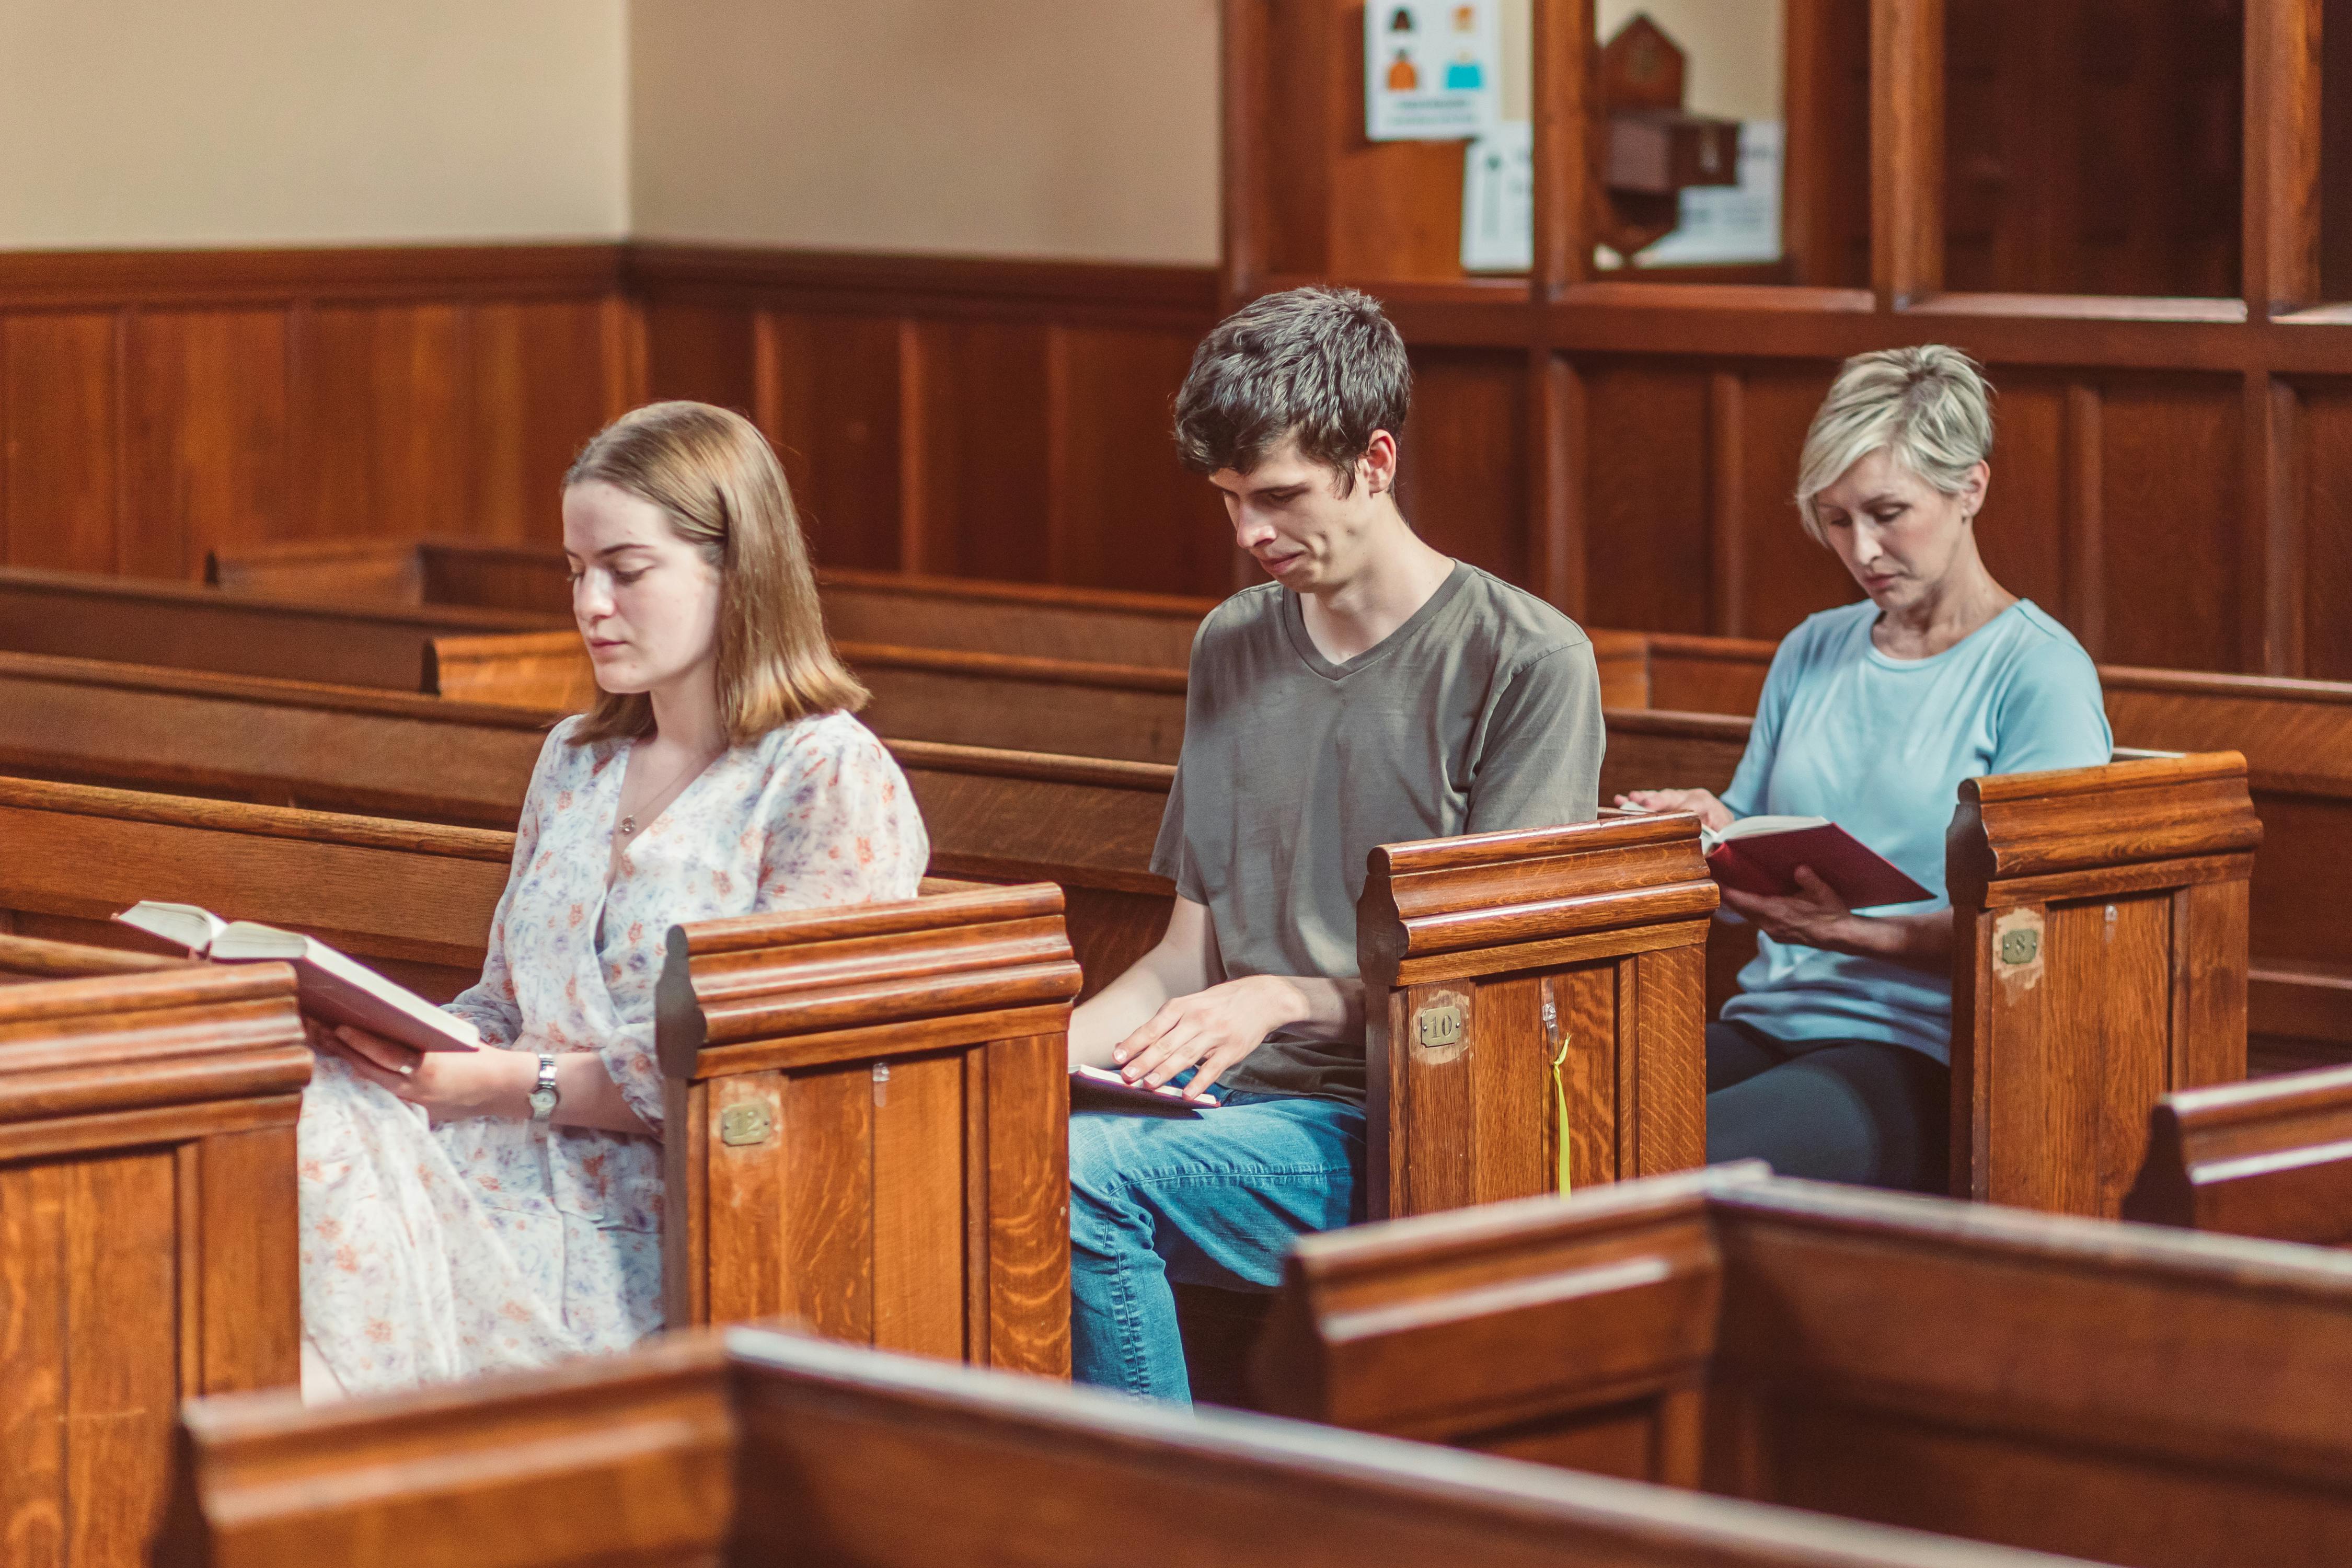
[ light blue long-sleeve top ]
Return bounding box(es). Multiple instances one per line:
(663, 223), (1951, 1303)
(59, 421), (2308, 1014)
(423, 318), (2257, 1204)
(1716, 598), (2112, 1065)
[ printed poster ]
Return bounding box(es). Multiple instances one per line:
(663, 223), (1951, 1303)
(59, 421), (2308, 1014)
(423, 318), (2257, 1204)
(1367, 1), (1502, 142)
(1461, 120), (1533, 272)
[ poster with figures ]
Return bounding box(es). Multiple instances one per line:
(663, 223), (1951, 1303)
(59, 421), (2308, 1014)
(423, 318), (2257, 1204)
(1366, 1), (1501, 142)
(1461, 121), (1532, 272)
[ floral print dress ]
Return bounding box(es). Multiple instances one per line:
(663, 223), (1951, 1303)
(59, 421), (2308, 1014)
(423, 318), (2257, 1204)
(297, 710), (928, 1397)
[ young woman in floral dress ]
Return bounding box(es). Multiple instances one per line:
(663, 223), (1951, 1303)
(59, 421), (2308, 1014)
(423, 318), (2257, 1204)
(298, 402), (928, 1397)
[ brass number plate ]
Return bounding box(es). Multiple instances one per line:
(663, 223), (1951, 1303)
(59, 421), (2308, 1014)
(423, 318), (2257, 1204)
(1416, 1001), (1465, 1050)
(1998, 929), (2040, 967)
(719, 1101), (775, 1147)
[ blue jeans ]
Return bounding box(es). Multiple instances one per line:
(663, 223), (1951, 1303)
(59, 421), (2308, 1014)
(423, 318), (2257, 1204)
(1068, 1091), (1366, 1403)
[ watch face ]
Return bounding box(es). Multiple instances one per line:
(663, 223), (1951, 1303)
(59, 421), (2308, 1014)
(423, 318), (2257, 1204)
(529, 1088), (558, 1117)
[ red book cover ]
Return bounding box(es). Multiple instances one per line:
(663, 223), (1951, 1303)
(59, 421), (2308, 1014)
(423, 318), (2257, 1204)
(1705, 821), (1933, 909)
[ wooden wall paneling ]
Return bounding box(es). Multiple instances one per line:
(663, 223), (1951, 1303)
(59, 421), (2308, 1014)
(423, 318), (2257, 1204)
(1, 313), (119, 573)
(1530, 0), (1598, 298)
(1578, 360), (1711, 633)
(300, 304), (471, 542)
(1871, 0), (1947, 306)
(467, 300), (620, 546)
(2095, 376), (2245, 671)
(1046, 326), (1230, 597)
(1399, 350), (1529, 582)
(1784, 0), (1875, 289)
(764, 311), (905, 573)
(2297, 379), (2352, 679)
(2250, 370), (2305, 673)
(2246, 0), (2325, 317)
(122, 310), (289, 579)
(1969, 369), (2068, 615)
(2059, 380), (2105, 656)
(1732, 365), (1861, 641)
(904, 319), (1052, 583)
(641, 298), (759, 417)
(1328, 3), (1471, 280)
(1250, 0), (1336, 279)
(1526, 352), (1585, 615)
(1704, 373), (1745, 636)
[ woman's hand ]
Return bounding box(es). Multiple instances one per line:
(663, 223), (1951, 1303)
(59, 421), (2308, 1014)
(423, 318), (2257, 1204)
(1111, 974), (1304, 1099)
(306, 1018), (531, 1121)
(1719, 866), (1856, 950)
(1615, 788), (1735, 832)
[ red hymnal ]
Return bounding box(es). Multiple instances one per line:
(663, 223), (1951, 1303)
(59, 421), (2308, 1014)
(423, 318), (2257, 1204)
(1702, 817), (1933, 909)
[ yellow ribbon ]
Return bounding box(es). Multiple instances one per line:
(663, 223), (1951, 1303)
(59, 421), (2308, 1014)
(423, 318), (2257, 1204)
(1545, 998), (1572, 1196)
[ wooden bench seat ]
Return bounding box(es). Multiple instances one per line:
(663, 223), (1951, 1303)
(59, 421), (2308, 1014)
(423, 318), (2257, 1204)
(0, 959), (309, 1568)
(1255, 1163), (2352, 1568)
(158, 1323), (2082, 1568)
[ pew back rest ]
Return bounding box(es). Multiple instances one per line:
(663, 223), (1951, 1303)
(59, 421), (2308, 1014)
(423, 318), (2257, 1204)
(163, 1325), (2088, 1568)
(1262, 1167), (2352, 1568)
(0, 777), (510, 1001)
(0, 650), (548, 828)
(2124, 1064), (2352, 1244)
(0, 566), (562, 691)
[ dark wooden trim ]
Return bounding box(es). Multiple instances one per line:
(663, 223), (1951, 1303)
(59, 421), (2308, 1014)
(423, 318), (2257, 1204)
(1871, 0), (1945, 307)
(0, 244), (624, 309)
(1530, 0), (1597, 300)
(2244, 0), (2325, 319)
(621, 244), (1221, 325)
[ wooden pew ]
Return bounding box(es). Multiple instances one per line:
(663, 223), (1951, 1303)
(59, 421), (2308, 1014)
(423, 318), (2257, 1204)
(0, 777), (1078, 1367)
(1, 959), (309, 1568)
(2123, 1064), (2352, 1246)
(0, 566), (563, 694)
(158, 1324), (2082, 1568)
(1255, 1163), (2352, 1568)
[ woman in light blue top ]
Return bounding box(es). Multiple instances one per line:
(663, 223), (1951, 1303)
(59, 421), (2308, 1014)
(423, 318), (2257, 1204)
(1621, 347), (2111, 1191)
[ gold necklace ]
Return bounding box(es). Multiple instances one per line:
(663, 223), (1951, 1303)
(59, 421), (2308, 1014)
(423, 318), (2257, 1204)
(618, 744), (715, 837)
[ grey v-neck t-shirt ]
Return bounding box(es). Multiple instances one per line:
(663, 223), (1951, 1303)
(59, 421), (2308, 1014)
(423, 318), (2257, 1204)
(1149, 562), (1605, 1103)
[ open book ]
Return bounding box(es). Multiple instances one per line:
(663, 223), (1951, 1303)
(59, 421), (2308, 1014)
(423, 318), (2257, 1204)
(1069, 1064), (1222, 1111)
(1700, 817), (1933, 909)
(114, 902), (480, 1053)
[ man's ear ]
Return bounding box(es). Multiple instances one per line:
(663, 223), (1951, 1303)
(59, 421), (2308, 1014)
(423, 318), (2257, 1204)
(1359, 430), (1401, 497)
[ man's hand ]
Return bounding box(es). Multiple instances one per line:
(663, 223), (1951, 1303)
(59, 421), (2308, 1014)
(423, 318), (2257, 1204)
(307, 1018), (529, 1122)
(1719, 866), (1855, 951)
(1111, 975), (1304, 1099)
(1614, 788), (1734, 832)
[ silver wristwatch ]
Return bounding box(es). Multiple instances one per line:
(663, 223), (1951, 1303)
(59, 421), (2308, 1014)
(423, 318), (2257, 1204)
(529, 1052), (560, 1122)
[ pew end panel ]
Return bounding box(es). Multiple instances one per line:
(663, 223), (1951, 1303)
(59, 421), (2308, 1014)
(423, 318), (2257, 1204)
(1357, 814), (1719, 1221)
(656, 884), (1082, 1377)
(1254, 1167), (1736, 1478)
(1, 964), (312, 1566)
(1946, 753), (2263, 1217)
(2123, 1065), (2352, 1245)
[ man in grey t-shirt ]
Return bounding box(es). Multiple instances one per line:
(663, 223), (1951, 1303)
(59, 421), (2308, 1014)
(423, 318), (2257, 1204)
(1066, 286), (1604, 1402)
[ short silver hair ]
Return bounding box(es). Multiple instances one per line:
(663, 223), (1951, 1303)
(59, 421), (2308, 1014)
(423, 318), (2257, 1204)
(1794, 346), (1994, 543)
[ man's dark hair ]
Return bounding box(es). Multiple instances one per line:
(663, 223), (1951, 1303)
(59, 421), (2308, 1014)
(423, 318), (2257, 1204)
(1173, 286), (1411, 495)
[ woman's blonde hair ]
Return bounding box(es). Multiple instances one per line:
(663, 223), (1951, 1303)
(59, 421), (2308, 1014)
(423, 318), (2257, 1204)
(563, 401), (865, 747)
(1794, 346), (1995, 543)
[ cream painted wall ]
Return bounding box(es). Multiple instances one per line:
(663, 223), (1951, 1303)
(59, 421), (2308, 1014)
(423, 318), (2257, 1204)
(628, 0), (1221, 264)
(1595, 1), (1784, 122)
(0, 0), (629, 248)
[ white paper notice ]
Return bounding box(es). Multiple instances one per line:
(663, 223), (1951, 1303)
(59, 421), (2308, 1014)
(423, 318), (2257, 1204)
(1461, 121), (1533, 272)
(1639, 121), (1784, 267)
(1366, 1), (1501, 142)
